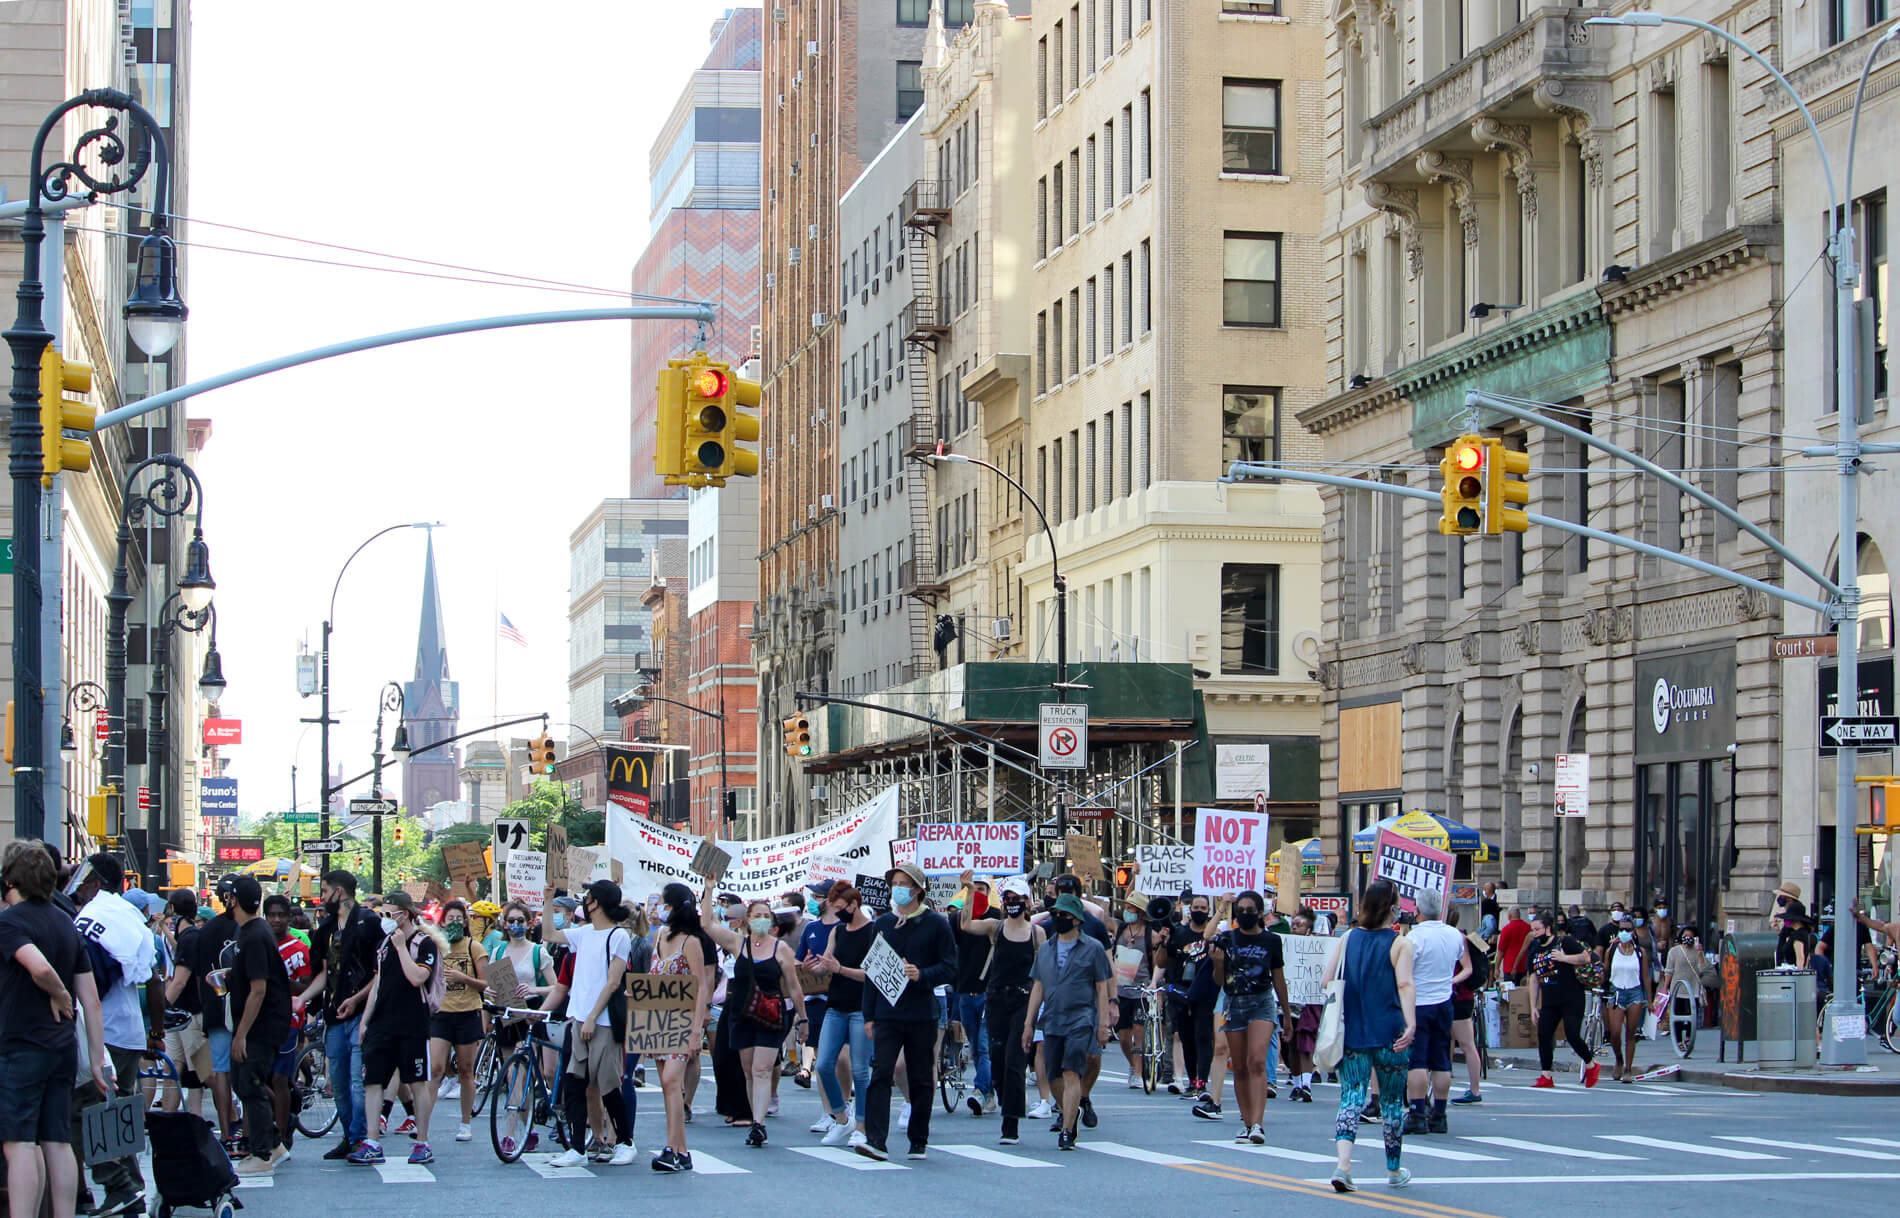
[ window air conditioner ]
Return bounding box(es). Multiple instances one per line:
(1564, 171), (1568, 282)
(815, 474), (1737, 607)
(788, 246), (801, 265)
(812, 312), (826, 327)
(994, 616), (1013, 640)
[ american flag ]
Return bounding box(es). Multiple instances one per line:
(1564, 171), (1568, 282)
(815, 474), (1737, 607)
(498, 612), (528, 647)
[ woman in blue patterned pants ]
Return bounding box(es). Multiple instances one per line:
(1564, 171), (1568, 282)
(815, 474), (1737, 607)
(1322, 879), (1416, 1193)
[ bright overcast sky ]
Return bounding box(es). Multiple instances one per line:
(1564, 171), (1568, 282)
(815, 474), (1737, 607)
(186, 0), (739, 815)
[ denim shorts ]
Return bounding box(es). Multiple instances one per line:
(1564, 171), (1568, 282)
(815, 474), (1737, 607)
(207, 1026), (233, 1073)
(1612, 985), (1647, 1009)
(1225, 989), (1279, 1030)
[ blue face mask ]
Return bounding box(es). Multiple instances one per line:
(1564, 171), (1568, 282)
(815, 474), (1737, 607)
(891, 885), (915, 908)
(506, 921), (527, 938)
(808, 898), (824, 917)
(552, 912), (568, 930)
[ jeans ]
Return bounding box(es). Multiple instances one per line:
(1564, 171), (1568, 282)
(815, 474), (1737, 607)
(864, 1018), (936, 1151)
(620, 1051), (641, 1129)
(815, 1007), (870, 1121)
(325, 1014), (368, 1142)
(954, 992), (991, 1095)
(985, 987), (1032, 1120)
(1267, 1022), (1281, 1087)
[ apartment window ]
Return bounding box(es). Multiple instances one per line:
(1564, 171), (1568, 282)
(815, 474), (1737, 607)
(1120, 104), (1133, 197)
(1120, 400), (1134, 496)
(1868, 192), (1889, 400)
(1829, 0), (1848, 45)
(1086, 276), (1098, 365)
(1139, 88), (1152, 181)
(1222, 79), (1281, 175)
(1085, 420), (1098, 511)
(1085, 136), (1097, 223)
(1036, 311), (1048, 392)
(1102, 121), (1116, 210)
(1120, 0), (1132, 43)
(1037, 446), (1049, 516)
(1067, 428), (1081, 518)
(1069, 148), (1082, 232)
(1223, 232), (1282, 327)
(1069, 288), (1081, 377)
(1138, 391), (1152, 487)
(1053, 21), (1064, 101)
(1222, 1), (1280, 11)
(1052, 297), (1064, 381)
(1038, 37), (1049, 118)
(1052, 437), (1065, 522)
(1070, 5), (1081, 87)
(1222, 387), (1278, 467)
(1053, 162), (1065, 246)
(1086, 0), (1097, 69)
(1120, 252), (1134, 344)
(1219, 564), (1280, 675)
(897, 61), (923, 120)
(1102, 265), (1115, 356)
(1036, 177), (1048, 258)
(1139, 239), (1152, 333)
(1101, 411), (1116, 503)
(897, 0), (930, 25)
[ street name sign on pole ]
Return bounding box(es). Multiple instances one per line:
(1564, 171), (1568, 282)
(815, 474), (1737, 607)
(1039, 703), (1087, 769)
(1031, 823), (1063, 841)
(348, 798), (398, 816)
(1774, 635), (1840, 659)
(284, 810), (318, 825)
(1821, 716), (1900, 750)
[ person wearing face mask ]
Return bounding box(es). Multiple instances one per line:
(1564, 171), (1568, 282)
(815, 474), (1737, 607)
(299, 870), (382, 1161)
(349, 892), (443, 1165)
(539, 881), (638, 1167)
(808, 883), (875, 1148)
(701, 894), (807, 1147)
(1022, 894), (1114, 1151)
(960, 877), (1044, 1144)
(1154, 892), (1218, 1100)
(1603, 922), (1651, 1084)
(1210, 890), (1289, 1146)
(793, 881), (841, 1099)
(426, 900), (486, 1142)
(946, 870), (999, 1115)
(644, 883), (712, 1172)
(1525, 912), (1600, 1089)
(856, 863), (958, 1161)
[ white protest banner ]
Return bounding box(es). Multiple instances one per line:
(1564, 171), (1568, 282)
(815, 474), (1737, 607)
(807, 853), (851, 887)
(1135, 844), (1193, 894)
(1373, 828), (1453, 914)
(891, 837), (917, 866)
(1192, 808), (1270, 897)
(506, 849), (547, 906)
(1278, 932), (1335, 1006)
(606, 785), (899, 901)
(915, 822), (1026, 875)
(863, 933), (910, 1008)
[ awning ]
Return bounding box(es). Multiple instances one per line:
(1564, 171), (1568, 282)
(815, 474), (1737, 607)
(1352, 810), (1497, 862)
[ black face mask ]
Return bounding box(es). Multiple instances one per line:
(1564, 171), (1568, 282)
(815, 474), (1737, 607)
(1236, 910), (1262, 930)
(1003, 899), (1027, 917)
(1189, 909), (1211, 926)
(1051, 914), (1076, 934)
(323, 897), (340, 916)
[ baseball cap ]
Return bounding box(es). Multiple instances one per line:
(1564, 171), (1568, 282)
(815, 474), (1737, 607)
(382, 890), (418, 914)
(229, 874), (263, 911)
(124, 889), (163, 915)
(999, 876), (1033, 899)
(551, 895), (580, 912)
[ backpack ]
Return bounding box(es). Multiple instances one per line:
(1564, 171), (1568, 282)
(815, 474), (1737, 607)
(1463, 936), (1490, 989)
(420, 934), (448, 1014)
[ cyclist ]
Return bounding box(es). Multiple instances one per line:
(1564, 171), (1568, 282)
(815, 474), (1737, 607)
(429, 899), (487, 1143)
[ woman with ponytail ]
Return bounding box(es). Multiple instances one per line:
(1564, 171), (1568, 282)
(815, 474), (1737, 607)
(647, 882), (713, 1172)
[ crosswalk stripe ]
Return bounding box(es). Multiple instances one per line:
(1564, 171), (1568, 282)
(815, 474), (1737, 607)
(525, 1157), (596, 1179)
(1082, 1141), (1200, 1166)
(1600, 1135), (1783, 1160)
(1462, 1136), (1641, 1161)
(1716, 1137), (1900, 1161)
(1386, 1143), (1506, 1162)
(787, 1145), (906, 1171)
(233, 1176), (275, 1189)
(373, 1162), (437, 1182)
(932, 1144), (1058, 1168)
(1842, 1138), (1900, 1150)
(686, 1150), (750, 1174)
(1194, 1140), (1334, 1164)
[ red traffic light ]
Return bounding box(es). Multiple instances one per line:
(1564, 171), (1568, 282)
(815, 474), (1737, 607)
(692, 367), (728, 398)
(1452, 444), (1483, 472)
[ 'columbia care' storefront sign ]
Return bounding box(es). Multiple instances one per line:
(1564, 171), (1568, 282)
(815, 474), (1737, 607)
(1635, 645), (1736, 761)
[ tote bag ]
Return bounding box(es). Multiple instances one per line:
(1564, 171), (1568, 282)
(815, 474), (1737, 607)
(1312, 929), (1352, 1071)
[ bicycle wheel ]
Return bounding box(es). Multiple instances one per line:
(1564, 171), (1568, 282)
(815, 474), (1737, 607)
(470, 1036), (500, 1117)
(937, 1040), (967, 1113)
(1878, 994), (1898, 1054)
(1579, 997), (1605, 1073)
(490, 1054), (540, 1163)
(1140, 1006), (1161, 1093)
(292, 1044), (338, 1139)
(1473, 1000), (1489, 1079)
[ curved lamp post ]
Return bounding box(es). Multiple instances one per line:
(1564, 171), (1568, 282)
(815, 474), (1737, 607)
(147, 595), (226, 860)
(369, 681), (408, 892)
(60, 680), (106, 756)
(8, 89), (183, 839)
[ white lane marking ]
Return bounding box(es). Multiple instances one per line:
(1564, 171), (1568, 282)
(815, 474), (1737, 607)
(1194, 1140), (1334, 1164)
(1461, 1135), (1641, 1161)
(525, 1157), (596, 1179)
(932, 1143), (1058, 1168)
(686, 1150), (750, 1174)
(1843, 1138), (1900, 1150)
(787, 1145), (906, 1171)
(1388, 1143), (1506, 1162)
(233, 1177), (275, 1189)
(1716, 1137), (1900, 1161)
(373, 1162), (437, 1182)
(1082, 1141), (1200, 1166)
(1300, 1171), (1900, 1186)
(1600, 1135), (1783, 1160)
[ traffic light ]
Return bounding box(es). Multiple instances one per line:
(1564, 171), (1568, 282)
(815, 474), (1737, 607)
(1438, 436), (1487, 536)
(1114, 863), (1135, 889)
(39, 347), (96, 487)
(527, 732), (557, 775)
(781, 713), (812, 758)
(682, 361), (730, 479)
(1483, 438), (1532, 534)
(167, 859), (196, 889)
(88, 788), (110, 837)
(393, 823), (406, 845)
(657, 354), (762, 488)
(654, 362), (685, 478)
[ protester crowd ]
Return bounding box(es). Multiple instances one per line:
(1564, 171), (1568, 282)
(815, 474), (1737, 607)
(1, 834), (1892, 1213)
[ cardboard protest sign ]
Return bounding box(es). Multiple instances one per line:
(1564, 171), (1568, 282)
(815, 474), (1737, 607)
(604, 785), (897, 900)
(1373, 828), (1452, 914)
(566, 845), (599, 888)
(623, 973), (699, 1056)
(1066, 833), (1102, 883)
(425, 879), (450, 905)
(81, 1095), (145, 1166)
(1192, 808), (1269, 896)
(915, 822), (1026, 875)
(1277, 845), (1302, 915)
(1278, 931), (1335, 1006)
(484, 954), (523, 1004)
(690, 836), (732, 880)
(864, 933), (910, 1007)
(1134, 844), (1193, 894)
(1112, 944), (1144, 988)
(546, 823), (570, 893)
(444, 841), (489, 885)
(506, 849), (547, 906)
(401, 881), (430, 902)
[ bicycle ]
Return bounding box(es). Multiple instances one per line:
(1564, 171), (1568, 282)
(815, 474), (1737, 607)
(1137, 984), (1176, 1094)
(938, 1016), (972, 1113)
(1578, 991), (1607, 1073)
(489, 1008), (572, 1163)
(1470, 992), (1490, 1080)
(469, 1016), (503, 1117)
(291, 1014), (338, 1139)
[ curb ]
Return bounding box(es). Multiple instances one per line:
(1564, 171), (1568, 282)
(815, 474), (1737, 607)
(1487, 1050), (1900, 1096)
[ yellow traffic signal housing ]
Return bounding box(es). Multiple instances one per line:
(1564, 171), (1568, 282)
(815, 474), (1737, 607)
(39, 348), (96, 487)
(167, 859), (196, 889)
(393, 823), (406, 845)
(1437, 436), (1487, 536)
(724, 374), (761, 479)
(88, 788), (111, 837)
(658, 354), (762, 487)
(683, 360), (731, 478)
(1484, 438), (1532, 534)
(527, 732), (558, 775)
(654, 365), (686, 478)
(789, 713), (812, 758)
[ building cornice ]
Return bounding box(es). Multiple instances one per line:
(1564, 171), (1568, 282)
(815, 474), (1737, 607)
(1598, 226), (1780, 322)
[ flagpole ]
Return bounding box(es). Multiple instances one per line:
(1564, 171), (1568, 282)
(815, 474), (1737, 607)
(492, 577), (500, 743)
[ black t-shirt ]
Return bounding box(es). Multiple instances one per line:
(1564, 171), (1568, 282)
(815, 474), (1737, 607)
(1481, 892), (1501, 922)
(0, 899), (93, 1052)
(369, 931), (437, 1034)
(195, 913), (239, 1032)
(309, 904), (383, 1021)
(1163, 927), (1212, 989)
(1528, 934), (1586, 1002)
(1215, 927), (1283, 997)
(951, 910), (997, 994)
(1775, 925), (1816, 968)
(229, 917), (292, 1048)
(170, 924), (203, 1015)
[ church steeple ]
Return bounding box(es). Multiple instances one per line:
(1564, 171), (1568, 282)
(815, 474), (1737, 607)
(402, 531), (461, 815)
(413, 532), (451, 687)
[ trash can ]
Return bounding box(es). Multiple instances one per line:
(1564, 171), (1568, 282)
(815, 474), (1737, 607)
(1720, 933), (1777, 1044)
(1754, 968), (1818, 1069)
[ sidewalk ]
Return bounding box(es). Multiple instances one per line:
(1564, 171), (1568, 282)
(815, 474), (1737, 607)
(1485, 1033), (1900, 1096)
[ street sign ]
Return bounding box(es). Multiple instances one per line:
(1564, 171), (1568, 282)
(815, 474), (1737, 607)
(137, 786), (150, 812)
(1554, 752), (1591, 818)
(283, 810), (318, 825)
(0, 538), (12, 574)
(1031, 823), (1062, 841)
(1070, 805), (1112, 821)
(301, 839), (346, 855)
(1774, 634), (1839, 659)
(1821, 716), (1900, 749)
(1038, 703), (1087, 770)
(348, 798), (399, 815)
(494, 818), (530, 852)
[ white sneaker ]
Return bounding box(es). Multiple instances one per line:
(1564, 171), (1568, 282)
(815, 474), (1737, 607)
(898, 1102), (912, 1130)
(1128, 1075), (1143, 1089)
(809, 1115), (835, 1134)
(822, 1120), (854, 1147)
(439, 1077), (461, 1101)
(847, 1130), (868, 1151)
(1028, 1099), (1054, 1119)
(609, 1142), (638, 1167)
(1234, 1124), (1253, 1143)
(547, 1148), (588, 1169)
(455, 1123), (472, 1143)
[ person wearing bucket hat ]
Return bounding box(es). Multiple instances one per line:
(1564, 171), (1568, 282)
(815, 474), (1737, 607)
(1021, 894), (1113, 1151)
(855, 861), (958, 1162)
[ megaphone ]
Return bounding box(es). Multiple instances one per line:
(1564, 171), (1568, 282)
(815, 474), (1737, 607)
(1146, 896), (1175, 924)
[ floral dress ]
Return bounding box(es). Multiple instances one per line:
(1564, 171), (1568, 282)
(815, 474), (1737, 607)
(650, 946), (697, 1063)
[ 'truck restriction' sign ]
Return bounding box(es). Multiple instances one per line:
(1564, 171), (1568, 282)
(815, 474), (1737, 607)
(1039, 703), (1087, 769)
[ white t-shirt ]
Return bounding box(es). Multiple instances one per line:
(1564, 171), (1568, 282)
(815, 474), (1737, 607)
(1408, 920), (1467, 1007)
(564, 924), (633, 1027)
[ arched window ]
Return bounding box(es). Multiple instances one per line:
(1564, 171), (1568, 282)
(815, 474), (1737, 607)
(1858, 535), (1891, 652)
(1446, 715), (1465, 827)
(1563, 702), (1587, 890)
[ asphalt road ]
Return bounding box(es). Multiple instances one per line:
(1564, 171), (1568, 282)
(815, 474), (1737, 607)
(144, 1063), (1900, 1218)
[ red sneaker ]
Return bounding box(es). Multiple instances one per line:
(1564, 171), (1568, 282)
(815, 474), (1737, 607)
(1531, 1075), (1556, 1089)
(1583, 1062), (1600, 1089)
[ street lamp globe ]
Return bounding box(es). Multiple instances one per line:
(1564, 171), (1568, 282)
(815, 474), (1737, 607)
(59, 721), (76, 753)
(198, 642), (227, 701)
(390, 721), (412, 757)
(178, 532), (215, 613)
(123, 230), (188, 357)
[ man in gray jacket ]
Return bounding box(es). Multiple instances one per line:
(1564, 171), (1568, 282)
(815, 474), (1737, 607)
(1023, 894), (1114, 1151)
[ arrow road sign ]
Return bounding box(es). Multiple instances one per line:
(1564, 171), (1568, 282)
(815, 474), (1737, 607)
(348, 798), (399, 815)
(1821, 716), (1900, 750)
(1032, 823), (1063, 841)
(301, 840), (347, 855)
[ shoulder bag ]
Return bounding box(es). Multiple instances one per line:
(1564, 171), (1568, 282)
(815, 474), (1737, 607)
(740, 937), (791, 1031)
(1313, 929), (1352, 1071)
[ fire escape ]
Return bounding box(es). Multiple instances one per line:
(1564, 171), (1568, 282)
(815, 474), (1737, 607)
(900, 179), (950, 674)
